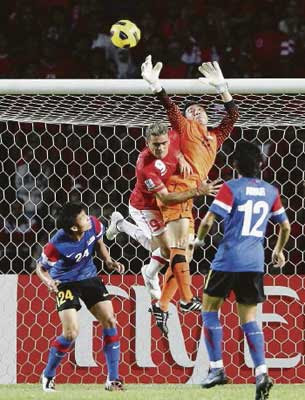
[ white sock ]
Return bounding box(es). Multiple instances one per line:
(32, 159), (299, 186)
(145, 248), (169, 278)
(117, 220), (151, 251)
(255, 364), (267, 376)
(210, 360), (224, 369)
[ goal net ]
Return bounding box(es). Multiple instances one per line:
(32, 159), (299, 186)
(0, 79), (304, 384)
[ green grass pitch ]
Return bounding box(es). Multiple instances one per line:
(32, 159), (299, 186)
(1, 384), (305, 400)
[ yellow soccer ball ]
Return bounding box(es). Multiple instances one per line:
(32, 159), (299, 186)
(110, 20), (141, 48)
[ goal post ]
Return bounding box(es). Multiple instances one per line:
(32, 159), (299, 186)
(1, 78), (305, 94)
(1, 79), (305, 126)
(0, 79), (304, 384)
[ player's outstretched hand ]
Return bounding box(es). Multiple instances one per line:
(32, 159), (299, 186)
(272, 249), (286, 267)
(46, 279), (61, 293)
(197, 178), (222, 197)
(198, 61), (228, 94)
(106, 260), (125, 274)
(141, 55), (163, 93)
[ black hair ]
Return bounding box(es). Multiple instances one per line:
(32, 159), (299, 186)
(56, 202), (86, 233)
(183, 101), (205, 116)
(232, 141), (263, 178)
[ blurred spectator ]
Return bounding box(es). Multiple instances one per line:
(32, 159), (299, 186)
(113, 49), (137, 79)
(181, 36), (202, 78)
(0, 201), (39, 273)
(38, 40), (73, 78)
(90, 14), (117, 62)
(0, 0), (303, 78)
(15, 148), (49, 218)
(253, 14), (293, 77)
(44, 5), (72, 47)
(0, 33), (11, 77)
(160, 39), (187, 78)
(278, 0), (301, 36)
(87, 48), (117, 78)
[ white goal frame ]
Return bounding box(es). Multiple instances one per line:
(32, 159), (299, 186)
(0, 78), (305, 95)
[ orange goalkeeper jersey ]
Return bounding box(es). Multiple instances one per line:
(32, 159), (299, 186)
(157, 90), (239, 184)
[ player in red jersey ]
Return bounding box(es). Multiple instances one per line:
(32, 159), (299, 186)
(106, 122), (220, 304)
(139, 55), (239, 334)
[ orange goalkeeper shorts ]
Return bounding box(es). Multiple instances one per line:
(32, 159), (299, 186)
(157, 175), (197, 232)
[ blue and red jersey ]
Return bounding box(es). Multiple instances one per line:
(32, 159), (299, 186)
(209, 177), (288, 272)
(39, 216), (104, 282)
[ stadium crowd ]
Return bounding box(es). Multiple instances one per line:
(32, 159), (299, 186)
(0, 0), (305, 79)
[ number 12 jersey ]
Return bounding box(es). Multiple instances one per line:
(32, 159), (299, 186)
(209, 177), (288, 272)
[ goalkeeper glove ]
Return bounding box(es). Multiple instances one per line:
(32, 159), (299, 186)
(198, 61), (228, 94)
(141, 55), (163, 93)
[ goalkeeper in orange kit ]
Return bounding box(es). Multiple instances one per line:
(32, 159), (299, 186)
(141, 55), (239, 334)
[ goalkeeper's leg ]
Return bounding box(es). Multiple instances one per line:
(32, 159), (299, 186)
(164, 219), (201, 310)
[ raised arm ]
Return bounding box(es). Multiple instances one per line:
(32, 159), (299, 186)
(198, 61), (239, 148)
(141, 55), (188, 133)
(212, 101), (239, 149)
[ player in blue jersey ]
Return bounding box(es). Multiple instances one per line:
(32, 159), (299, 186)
(36, 202), (125, 392)
(195, 141), (290, 400)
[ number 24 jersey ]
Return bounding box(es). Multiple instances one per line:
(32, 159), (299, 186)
(39, 216), (104, 282)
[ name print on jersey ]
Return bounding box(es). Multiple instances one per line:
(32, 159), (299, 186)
(246, 187), (266, 196)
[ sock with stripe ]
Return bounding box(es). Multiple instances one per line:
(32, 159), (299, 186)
(44, 335), (73, 378)
(103, 327), (120, 381)
(242, 321), (266, 373)
(202, 311), (223, 368)
(170, 248), (193, 302)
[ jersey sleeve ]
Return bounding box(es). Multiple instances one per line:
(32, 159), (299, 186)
(156, 89), (188, 134)
(270, 191), (288, 223)
(91, 216), (104, 239)
(39, 242), (61, 270)
(144, 174), (165, 193)
(142, 168), (165, 193)
(210, 101), (239, 149)
(209, 182), (234, 219)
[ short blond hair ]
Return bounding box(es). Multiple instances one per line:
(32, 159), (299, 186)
(145, 122), (168, 140)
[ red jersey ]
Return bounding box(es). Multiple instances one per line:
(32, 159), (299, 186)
(129, 130), (180, 210)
